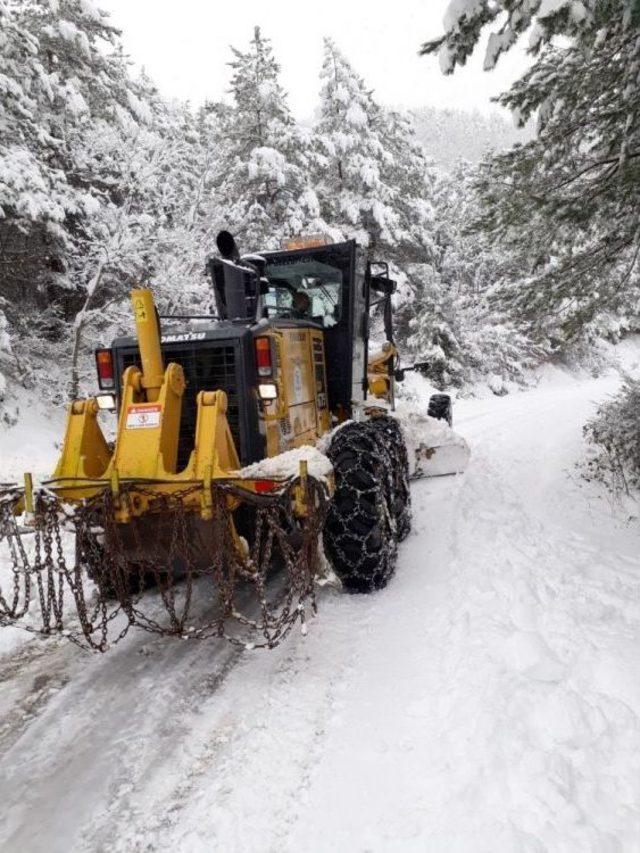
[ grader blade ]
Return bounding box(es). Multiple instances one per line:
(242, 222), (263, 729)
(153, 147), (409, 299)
(396, 411), (470, 479)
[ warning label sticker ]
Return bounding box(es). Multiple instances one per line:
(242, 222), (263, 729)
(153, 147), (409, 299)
(125, 404), (161, 430)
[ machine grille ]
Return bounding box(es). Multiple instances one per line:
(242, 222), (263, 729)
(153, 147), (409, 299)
(119, 342), (240, 471)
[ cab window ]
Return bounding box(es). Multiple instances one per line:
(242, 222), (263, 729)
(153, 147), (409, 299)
(263, 259), (342, 327)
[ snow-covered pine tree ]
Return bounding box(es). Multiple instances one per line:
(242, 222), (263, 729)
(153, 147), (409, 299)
(421, 0), (640, 73)
(584, 377), (640, 493)
(0, 0), (200, 400)
(476, 15), (640, 346)
(147, 100), (227, 319)
(313, 39), (538, 389)
(4, 0), (141, 246)
(0, 1), (67, 227)
(314, 39), (399, 252)
(66, 111), (180, 398)
(0, 1), (148, 389)
(314, 39), (435, 263)
(402, 161), (542, 391)
(213, 27), (323, 251)
(424, 0), (640, 348)
(0, 0), (73, 335)
(377, 108), (438, 265)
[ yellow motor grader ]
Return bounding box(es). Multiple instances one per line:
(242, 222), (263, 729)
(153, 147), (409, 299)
(0, 233), (456, 651)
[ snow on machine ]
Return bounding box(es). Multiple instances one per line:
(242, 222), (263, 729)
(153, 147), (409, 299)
(0, 234), (468, 651)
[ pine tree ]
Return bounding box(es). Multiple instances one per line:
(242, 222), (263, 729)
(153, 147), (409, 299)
(424, 0), (640, 348)
(149, 100), (227, 318)
(476, 17), (640, 344)
(401, 162), (541, 390)
(421, 0), (640, 73)
(214, 27), (323, 250)
(584, 376), (640, 493)
(314, 39), (398, 253)
(0, 0), (182, 398)
(0, 1), (66, 225)
(0, 0), (145, 326)
(314, 39), (435, 263)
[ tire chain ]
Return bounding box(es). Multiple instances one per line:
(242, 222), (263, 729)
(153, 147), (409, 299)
(323, 415), (411, 592)
(0, 476), (329, 653)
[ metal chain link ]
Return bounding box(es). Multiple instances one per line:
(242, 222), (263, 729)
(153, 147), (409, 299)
(0, 476), (330, 653)
(323, 415), (411, 592)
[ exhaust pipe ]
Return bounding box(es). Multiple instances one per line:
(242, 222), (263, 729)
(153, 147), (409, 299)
(216, 230), (240, 263)
(208, 231), (258, 322)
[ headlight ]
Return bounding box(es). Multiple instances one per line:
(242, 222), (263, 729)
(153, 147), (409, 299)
(96, 394), (116, 411)
(258, 383), (278, 400)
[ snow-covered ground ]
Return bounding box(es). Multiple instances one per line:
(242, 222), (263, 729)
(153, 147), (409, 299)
(1, 367), (639, 852)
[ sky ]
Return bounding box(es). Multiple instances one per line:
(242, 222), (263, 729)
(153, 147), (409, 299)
(100, 0), (531, 120)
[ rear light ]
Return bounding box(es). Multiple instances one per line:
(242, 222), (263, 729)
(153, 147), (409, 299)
(95, 349), (115, 390)
(255, 337), (272, 377)
(254, 479), (280, 493)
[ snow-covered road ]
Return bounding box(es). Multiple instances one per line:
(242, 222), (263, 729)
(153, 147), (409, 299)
(1, 372), (639, 852)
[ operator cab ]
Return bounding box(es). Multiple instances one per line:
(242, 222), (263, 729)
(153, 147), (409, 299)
(258, 240), (361, 419)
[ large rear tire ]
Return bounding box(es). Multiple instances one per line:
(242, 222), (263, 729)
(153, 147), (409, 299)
(323, 418), (411, 593)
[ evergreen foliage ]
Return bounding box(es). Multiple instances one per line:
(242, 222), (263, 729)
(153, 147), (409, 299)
(422, 0), (640, 73)
(584, 377), (640, 492)
(402, 162), (542, 390)
(213, 27), (324, 249)
(426, 0), (640, 487)
(7, 2), (631, 412)
(425, 0), (640, 348)
(314, 39), (435, 263)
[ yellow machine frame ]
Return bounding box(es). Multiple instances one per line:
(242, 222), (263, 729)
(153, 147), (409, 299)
(47, 290), (289, 521)
(44, 283), (395, 522)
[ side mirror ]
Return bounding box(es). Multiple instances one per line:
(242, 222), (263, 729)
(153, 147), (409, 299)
(395, 369), (405, 382)
(401, 361), (430, 378)
(369, 274), (397, 295)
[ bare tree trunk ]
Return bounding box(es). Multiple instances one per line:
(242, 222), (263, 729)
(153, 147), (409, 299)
(69, 260), (104, 400)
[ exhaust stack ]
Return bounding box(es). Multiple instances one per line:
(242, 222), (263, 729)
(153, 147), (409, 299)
(208, 231), (259, 322)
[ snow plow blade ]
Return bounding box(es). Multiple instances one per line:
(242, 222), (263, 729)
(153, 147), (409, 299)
(397, 412), (470, 479)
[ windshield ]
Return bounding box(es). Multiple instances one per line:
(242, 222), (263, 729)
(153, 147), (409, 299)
(263, 258), (342, 327)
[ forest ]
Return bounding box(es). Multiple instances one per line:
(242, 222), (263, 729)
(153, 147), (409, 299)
(1, 0), (639, 488)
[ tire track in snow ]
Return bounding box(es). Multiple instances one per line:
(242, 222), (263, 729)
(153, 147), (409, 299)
(282, 377), (640, 851)
(96, 589), (371, 852)
(0, 612), (247, 852)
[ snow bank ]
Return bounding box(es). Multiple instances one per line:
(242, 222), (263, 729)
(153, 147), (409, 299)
(237, 445), (333, 482)
(0, 387), (65, 483)
(608, 333), (640, 376)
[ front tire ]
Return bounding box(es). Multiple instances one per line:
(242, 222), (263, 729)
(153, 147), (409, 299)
(323, 418), (411, 593)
